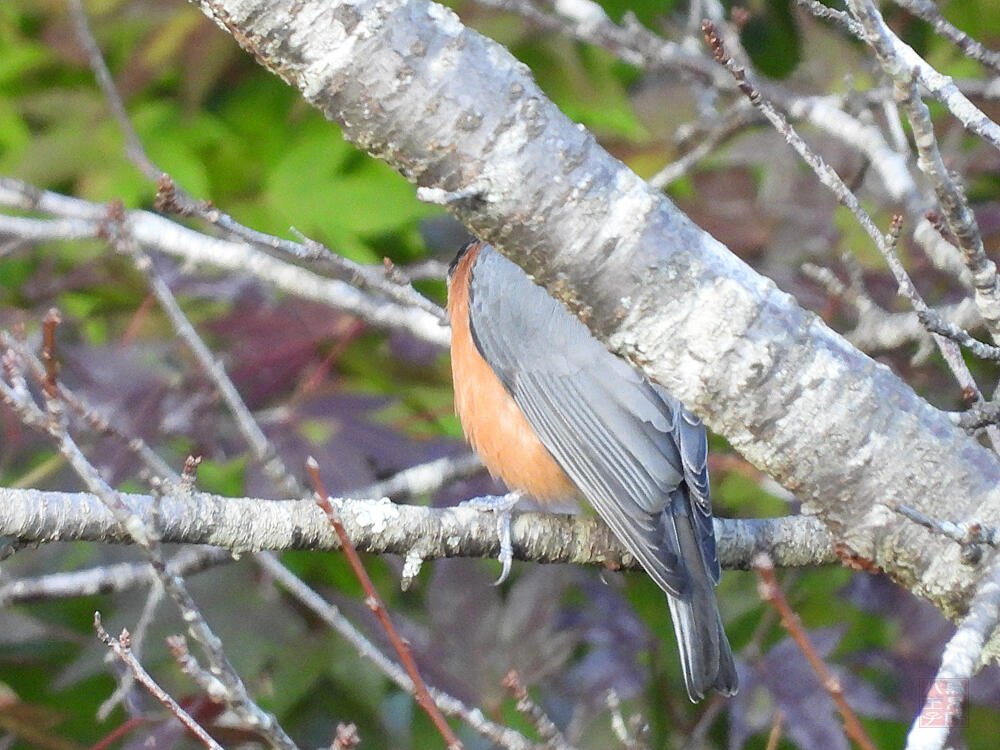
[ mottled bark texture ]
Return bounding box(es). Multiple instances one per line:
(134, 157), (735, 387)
(0, 488), (835, 573)
(192, 0), (1000, 640)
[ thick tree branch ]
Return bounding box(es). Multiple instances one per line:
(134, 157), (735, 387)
(188, 0), (1000, 632)
(0, 487), (834, 572)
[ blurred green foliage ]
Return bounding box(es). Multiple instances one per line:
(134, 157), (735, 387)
(736, 0), (802, 77)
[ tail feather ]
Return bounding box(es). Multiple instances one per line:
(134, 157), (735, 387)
(665, 490), (738, 702)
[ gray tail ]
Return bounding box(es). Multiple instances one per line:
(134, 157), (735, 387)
(665, 493), (738, 702)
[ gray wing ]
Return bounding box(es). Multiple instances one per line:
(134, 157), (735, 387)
(467, 246), (720, 595)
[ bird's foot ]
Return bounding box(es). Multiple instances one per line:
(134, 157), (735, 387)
(460, 490), (524, 585)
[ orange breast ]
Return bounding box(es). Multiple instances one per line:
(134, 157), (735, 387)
(447, 243), (576, 502)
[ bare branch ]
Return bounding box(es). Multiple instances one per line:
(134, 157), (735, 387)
(94, 613), (225, 750)
(885, 501), (1000, 563)
(502, 670), (571, 750)
(846, 0), (1000, 151)
(884, 72), (1000, 341)
(797, 0), (864, 37)
(307, 458), (463, 750)
(701, 22), (994, 437)
(0, 178), (448, 347)
(956, 400), (1000, 433)
(256, 552), (546, 750)
(0, 486), (835, 570)
(919, 309), (1000, 362)
(0, 547), (231, 606)
(755, 554), (878, 750)
(893, 0), (1000, 75)
(905, 553), (1000, 750)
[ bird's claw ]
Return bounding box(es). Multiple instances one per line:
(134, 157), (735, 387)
(460, 490), (523, 585)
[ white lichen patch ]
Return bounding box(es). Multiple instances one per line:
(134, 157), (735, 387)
(425, 0), (464, 36)
(596, 172), (657, 251)
(297, 0), (388, 100)
(400, 549), (425, 590)
(351, 496), (394, 533)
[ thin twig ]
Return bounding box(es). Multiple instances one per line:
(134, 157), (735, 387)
(904, 552), (1000, 750)
(0, 325), (298, 750)
(754, 554), (878, 750)
(702, 19), (1000, 452)
(501, 671), (570, 749)
(66, 0), (163, 184)
(166, 635), (233, 708)
(101, 208), (304, 499)
(845, 0), (1000, 152)
(885, 70), (1000, 341)
(893, 0), (1000, 75)
(764, 710), (785, 750)
(918, 309), (1000, 362)
(306, 458), (463, 750)
(955, 400), (1000, 432)
(97, 578), (165, 720)
(257, 552), (543, 750)
(40, 308), (61, 399)
(0, 547), (230, 606)
(797, 0), (864, 37)
(67, 0), (445, 323)
(883, 500), (999, 564)
(94, 613), (224, 750)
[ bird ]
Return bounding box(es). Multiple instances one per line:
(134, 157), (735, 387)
(446, 239), (737, 702)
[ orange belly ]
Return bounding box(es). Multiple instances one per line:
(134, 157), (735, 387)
(448, 243), (576, 502)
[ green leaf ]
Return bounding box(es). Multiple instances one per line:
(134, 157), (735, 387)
(264, 124), (435, 259)
(196, 456), (247, 495)
(739, 0), (802, 79)
(130, 100), (225, 199)
(597, 0), (683, 27)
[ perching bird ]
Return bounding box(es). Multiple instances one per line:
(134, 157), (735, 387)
(447, 240), (737, 701)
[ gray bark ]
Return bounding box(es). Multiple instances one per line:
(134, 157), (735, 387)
(0, 487), (833, 575)
(191, 0), (1000, 636)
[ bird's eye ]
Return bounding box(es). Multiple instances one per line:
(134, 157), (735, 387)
(448, 239), (478, 280)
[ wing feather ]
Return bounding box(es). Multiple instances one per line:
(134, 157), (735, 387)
(467, 246), (718, 595)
